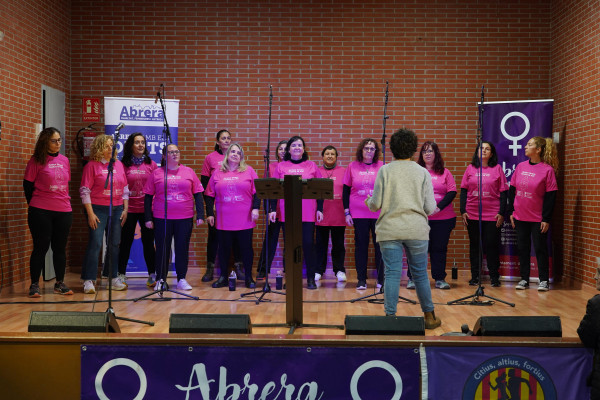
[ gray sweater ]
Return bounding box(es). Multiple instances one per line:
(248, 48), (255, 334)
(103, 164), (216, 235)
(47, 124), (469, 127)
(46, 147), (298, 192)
(365, 160), (436, 242)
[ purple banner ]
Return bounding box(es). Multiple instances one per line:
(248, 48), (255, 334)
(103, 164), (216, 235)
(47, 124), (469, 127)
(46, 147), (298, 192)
(482, 100), (554, 280)
(426, 346), (592, 400)
(81, 345), (421, 399)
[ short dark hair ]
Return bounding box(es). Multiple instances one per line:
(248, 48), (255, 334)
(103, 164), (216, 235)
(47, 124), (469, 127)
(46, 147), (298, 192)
(355, 138), (380, 163)
(284, 136), (309, 162)
(390, 128), (418, 160)
(321, 145), (338, 157)
(471, 141), (498, 167)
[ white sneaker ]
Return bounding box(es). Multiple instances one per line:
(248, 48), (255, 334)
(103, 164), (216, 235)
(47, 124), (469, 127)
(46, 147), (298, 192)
(314, 273), (322, 282)
(177, 279), (192, 290)
(83, 280), (96, 294)
(118, 273), (128, 287)
(111, 278), (127, 291)
(154, 280), (164, 291)
(538, 281), (549, 292)
(336, 271), (347, 282)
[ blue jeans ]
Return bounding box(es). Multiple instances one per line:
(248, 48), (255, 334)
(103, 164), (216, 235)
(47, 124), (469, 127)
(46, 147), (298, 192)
(82, 204), (123, 281)
(380, 239), (433, 315)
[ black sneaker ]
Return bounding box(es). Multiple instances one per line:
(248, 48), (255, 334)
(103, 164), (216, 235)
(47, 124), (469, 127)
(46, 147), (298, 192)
(54, 281), (74, 295)
(356, 280), (367, 290)
(28, 283), (41, 298)
(491, 280), (501, 287)
(256, 270), (266, 280)
(468, 278), (479, 286)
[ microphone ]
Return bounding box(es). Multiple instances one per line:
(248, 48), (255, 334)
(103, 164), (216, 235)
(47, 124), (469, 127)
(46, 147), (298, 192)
(155, 91), (161, 104)
(115, 122), (125, 131)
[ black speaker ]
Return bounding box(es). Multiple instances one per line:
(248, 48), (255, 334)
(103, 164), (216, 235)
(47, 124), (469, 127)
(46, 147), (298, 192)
(473, 316), (562, 337)
(28, 311), (118, 333)
(169, 314), (251, 334)
(345, 315), (425, 336)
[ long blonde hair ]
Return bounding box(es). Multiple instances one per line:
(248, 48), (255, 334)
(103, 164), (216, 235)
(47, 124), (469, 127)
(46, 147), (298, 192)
(220, 142), (247, 173)
(531, 136), (559, 172)
(89, 134), (114, 162)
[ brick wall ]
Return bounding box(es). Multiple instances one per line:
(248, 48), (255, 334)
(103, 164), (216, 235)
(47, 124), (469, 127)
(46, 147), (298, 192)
(551, 0), (600, 285)
(4, 0), (597, 289)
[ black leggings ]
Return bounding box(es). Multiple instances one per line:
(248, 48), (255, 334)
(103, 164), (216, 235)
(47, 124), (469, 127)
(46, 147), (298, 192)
(154, 218), (193, 281)
(216, 228), (254, 278)
(467, 219), (500, 281)
(118, 212), (155, 275)
(353, 218), (382, 282)
(27, 206), (72, 283)
(514, 219), (550, 282)
(315, 225), (346, 275)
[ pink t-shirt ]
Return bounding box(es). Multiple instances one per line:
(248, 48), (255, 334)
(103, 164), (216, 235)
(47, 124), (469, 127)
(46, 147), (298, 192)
(428, 168), (457, 221)
(343, 160), (383, 219)
(144, 165), (204, 219)
(460, 164), (508, 221)
(273, 160), (321, 222)
(317, 165), (346, 227)
(269, 161), (283, 220)
(81, 160), (128, 206)
(124, 161), (157, 213)
(511, 161), (558, 222)
(24, 154), (72, 212)
(205, 167), (259, 231)
(200, 150), (224, 177)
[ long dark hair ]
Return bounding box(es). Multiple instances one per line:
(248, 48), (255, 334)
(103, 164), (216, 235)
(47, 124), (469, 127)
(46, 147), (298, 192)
(471, 141), (498, 168)
(121, 133), (152, 167)
(214, 129), (230, 152)
(355, 138), (380, 163)
(417, 141), (445, 174)
(283, 136), (309, 162)
(276, 140), (288, 162)
(33, 127), (61, 164)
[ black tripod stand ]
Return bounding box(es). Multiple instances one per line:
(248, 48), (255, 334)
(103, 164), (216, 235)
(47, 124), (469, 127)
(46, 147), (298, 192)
(135, 84), (198, 302)
(241, 85), (285, 304)
(447, 86), (515, 307)
(104, 123), (154, 328)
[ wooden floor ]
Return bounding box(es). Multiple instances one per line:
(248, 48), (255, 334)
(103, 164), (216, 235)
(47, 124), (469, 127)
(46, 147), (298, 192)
(0, 269), (595, 337)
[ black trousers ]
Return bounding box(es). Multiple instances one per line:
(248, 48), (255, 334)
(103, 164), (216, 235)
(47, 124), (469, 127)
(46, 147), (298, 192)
(408, 217), (456, 281)
(466, 219), (500, 281)
(257, 220), (283, 273)
(154, 218), (193, 281)
(27, 206), (72, 283)
(216, 228), (254, 278)
(353, 218), (382, 283)
(207, 222), (242, 267)
(315, 225), (346, 275)
(514, 219), (550, 282)
(118, 212), (155, 275)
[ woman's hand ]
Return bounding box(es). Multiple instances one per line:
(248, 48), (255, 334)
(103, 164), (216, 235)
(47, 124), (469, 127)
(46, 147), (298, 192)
(540, 221), (550, 234)
(269, 212), (277, 223)
(461, 213), (469, 227)
(316, 211), (323, 223)
(495, 214), (504, 228)
(206, 216), (215, 226)
(88, 212), (100, 230)
(145, 221), (154, 229)
(251, 209), (259, 221)
(196, 218), (204, 226)
(510, 215), (515, 229)
(120, 210), (128, 227)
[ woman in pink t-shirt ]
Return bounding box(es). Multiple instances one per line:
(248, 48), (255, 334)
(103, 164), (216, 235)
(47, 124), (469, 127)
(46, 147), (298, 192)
(343, 138), (384, 290)
(508, 136), (558, 292)
(406, 141), (457, 290)
(144, 144), (205, 291)
(460, 141), (508, 287)
(268, 136), (323, 290)
(257, 140), (287, 279)
(205, 143), (260, 289)
(200, 129), (244, 283)
(315, 145), (347, 282)
(24, 127), (73, 298)
(118, 133), (158, 288)
(80, 134), (129, 294)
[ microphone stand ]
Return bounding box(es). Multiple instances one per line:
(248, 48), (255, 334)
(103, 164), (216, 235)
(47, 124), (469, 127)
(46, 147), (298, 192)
(241, 85), (285, 304)
(351, 81), (415, 305)
(447, 86), (514, 307)
(104, 124), (154, 329)
(135, 84), (198, 302)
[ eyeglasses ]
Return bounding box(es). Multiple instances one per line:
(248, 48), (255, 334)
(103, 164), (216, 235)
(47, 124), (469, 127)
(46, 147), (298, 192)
(167, 150), (180, 155)
(363, 147), (376, 152)
(422, 149), (434, 154)
(50, 138), (62, 144)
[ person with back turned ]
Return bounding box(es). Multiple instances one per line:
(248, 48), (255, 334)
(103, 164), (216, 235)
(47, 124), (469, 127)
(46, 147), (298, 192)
(577, 265), (600, 399)
(365, 128), (441, 329)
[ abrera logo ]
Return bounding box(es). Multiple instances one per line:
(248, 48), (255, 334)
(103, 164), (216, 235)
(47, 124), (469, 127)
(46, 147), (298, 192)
(119, 104), (164, 122)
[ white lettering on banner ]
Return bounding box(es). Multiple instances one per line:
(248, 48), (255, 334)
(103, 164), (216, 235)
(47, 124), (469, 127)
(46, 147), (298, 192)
(119, 105), (164, 122)
(175, 364), (324, 400)
(95, 358), (147, 400)
(502, 161), (516, 179)
(501, 111), (530, 156)
(349, 360), (402, 400)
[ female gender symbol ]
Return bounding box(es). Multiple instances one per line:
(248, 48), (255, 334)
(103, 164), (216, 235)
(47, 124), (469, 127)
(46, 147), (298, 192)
(501, 111), (530, 156)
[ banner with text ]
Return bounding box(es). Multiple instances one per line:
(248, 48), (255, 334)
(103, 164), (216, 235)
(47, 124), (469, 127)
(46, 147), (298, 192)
(104, 97), (179, 275)
(482, 100), (554, 281)
(426, 346), (591, 400)
(81, 345), (421, 399)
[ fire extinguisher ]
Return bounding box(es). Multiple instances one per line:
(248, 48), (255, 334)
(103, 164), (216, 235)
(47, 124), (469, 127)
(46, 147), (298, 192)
(75, 123), (99, 164)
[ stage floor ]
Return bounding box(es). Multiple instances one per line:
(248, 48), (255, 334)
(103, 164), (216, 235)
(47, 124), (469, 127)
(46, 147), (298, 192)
(0, 269), (594, 337)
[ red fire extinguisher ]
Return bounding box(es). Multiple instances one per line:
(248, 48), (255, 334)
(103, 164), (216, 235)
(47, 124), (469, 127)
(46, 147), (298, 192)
(75, 123), (99, 163)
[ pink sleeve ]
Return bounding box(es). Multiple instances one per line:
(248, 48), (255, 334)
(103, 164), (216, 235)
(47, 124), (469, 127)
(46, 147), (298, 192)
(143, 170), (156, 196)
(313, 163), (322, 178)
(80, 162), (95, 189)
(205, 174), (216, 197)
(445, 169), (457, 192)
(497, 165), (509, 191)
(460, 166), (470, 189)
(24, 158), (39, 182)
(191, 169), (204, 194)
(200, 153), (211, 176)
(546, 167), (558, 192)
(342, 163), (353, 186)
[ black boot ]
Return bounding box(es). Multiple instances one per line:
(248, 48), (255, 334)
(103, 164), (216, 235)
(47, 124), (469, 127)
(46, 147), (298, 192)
(211, 276), (227, 288)
(245, 277), (256, 289)
(202, 262), (215, 282)
(234, 262), (245, 281)
(307, 278), (317, 290)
